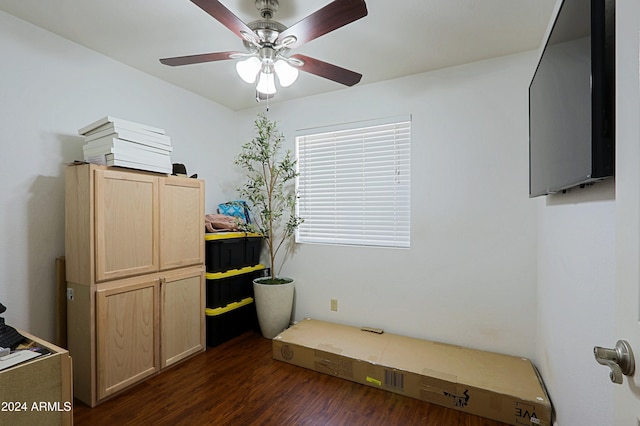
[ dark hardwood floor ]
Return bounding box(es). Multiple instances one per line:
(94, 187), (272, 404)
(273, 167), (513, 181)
(73, 331), (509, 426)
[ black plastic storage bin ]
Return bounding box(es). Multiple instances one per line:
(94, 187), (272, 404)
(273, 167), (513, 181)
(205, 232), (263, 273)
(245, 236), (262, 268)
(206, 264), (266, 308)
(206, 297), (258, 346)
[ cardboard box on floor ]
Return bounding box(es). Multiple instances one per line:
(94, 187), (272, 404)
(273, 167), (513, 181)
(273, 319), (552, 426)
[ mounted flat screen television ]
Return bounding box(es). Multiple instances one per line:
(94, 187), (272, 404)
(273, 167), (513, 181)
(529, 0), (615, 197)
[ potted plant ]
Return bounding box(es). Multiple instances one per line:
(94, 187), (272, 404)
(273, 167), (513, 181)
(236, 113), (303, 338)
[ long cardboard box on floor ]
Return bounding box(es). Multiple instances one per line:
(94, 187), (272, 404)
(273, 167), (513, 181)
(273, 319), (552, 426)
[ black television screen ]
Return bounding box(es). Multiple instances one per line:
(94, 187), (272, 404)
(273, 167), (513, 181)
(529, 0), (615, 197)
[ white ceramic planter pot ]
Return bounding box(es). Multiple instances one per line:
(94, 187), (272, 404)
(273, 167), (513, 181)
(253, 278), (294, 339)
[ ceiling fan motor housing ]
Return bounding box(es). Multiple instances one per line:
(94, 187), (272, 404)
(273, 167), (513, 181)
(255, 0), (278, 19)
(246, 19), (287, 48)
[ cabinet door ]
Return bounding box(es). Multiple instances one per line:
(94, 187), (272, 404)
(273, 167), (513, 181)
(94, 170), (159, 282)
(159, 177), (204, 270)
(160, 266), (205, 368)
(96, 278), (159, 401)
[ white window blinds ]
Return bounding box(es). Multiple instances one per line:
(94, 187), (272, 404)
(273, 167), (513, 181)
(296, 117), (411, 248)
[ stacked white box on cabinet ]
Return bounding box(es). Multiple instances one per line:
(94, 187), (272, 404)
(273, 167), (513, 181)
(78, 116), (173, 174)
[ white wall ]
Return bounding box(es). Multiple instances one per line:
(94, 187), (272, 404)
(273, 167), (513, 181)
(536, 183), (615, 426)
(0, 11), (241, 340)
(236, 53), (540, 358)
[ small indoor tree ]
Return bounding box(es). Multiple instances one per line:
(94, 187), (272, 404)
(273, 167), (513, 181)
(236, 113), (304, 283)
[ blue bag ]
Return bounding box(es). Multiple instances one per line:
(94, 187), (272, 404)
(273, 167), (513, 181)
(218, 200), (252, 224)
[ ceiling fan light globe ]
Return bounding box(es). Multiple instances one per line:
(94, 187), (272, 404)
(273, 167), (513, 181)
(256, 71), (276, 95)
(236, 57), (262, 84)
(274, 59), (299, 87)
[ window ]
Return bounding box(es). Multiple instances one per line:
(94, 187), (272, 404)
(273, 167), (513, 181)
(295, 116), (411, 248)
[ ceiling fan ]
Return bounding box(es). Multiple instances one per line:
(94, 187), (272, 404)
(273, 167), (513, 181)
(160, 0), (368, 101)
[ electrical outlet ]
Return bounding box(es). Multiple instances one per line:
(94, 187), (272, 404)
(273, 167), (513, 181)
(330, 298), (338, 312)
(66, 288), (74, 301)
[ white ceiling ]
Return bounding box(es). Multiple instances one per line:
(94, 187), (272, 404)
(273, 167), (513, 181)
(0, 0), (557, 111)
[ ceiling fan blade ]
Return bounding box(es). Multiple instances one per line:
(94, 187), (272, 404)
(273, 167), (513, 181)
(160, 51), (239, 66)
(291, 54), (362, 87)
(190, 0), (258, 42)
(278, 0), (368, 49)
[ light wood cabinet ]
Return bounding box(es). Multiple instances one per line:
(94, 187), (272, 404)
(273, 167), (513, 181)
(0, 331), (73, 426)
(160, 267), (206, 368)
(94, 170), (159, 282)
(94, 169), (159, 282)
(96, 276), (159, 401)
(65, 164), (205, 407)
(159, 177), (205, 270)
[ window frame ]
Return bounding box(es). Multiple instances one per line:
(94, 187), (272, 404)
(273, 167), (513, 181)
(295, 115), (411, 249)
